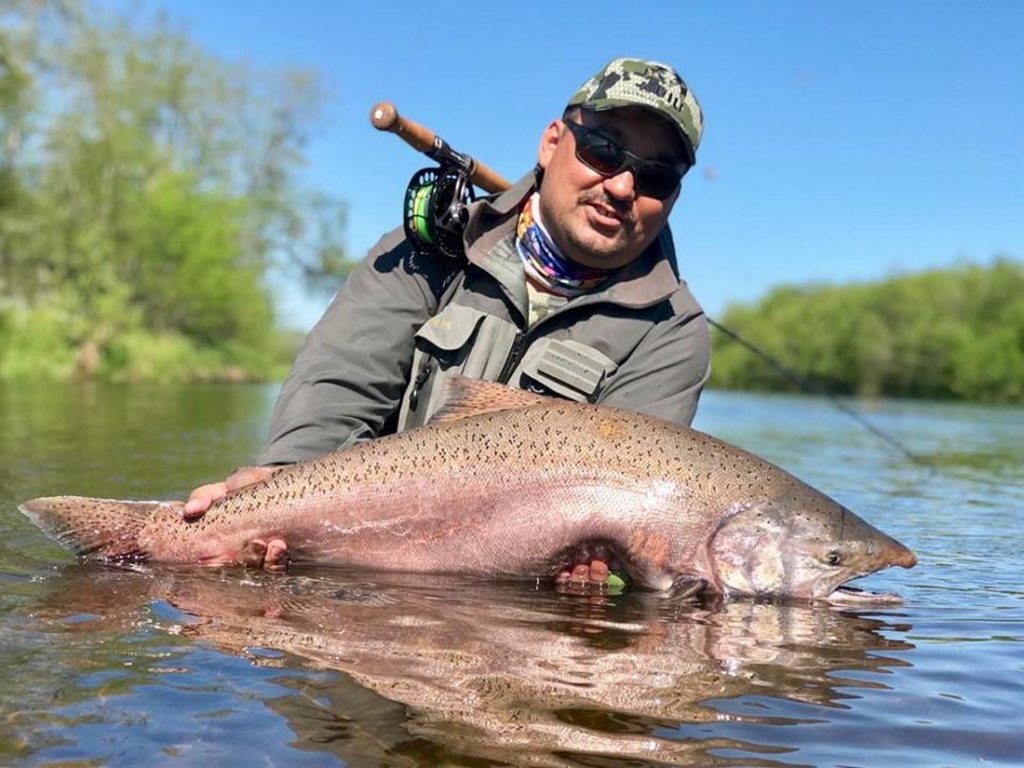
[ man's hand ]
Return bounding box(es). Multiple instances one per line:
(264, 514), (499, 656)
(183, 465), (281, 521)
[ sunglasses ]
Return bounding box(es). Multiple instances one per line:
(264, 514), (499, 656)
(562, 119), (689, 201)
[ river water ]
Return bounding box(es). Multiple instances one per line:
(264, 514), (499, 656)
(0, 383), (1020, 767)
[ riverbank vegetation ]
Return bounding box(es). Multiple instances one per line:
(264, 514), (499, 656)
(0, 1), (351, 382)
(4, 5), (1019, 402)
(710, 258), (1024, 404)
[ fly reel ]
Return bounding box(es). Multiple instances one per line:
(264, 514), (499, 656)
(403, 165), (474, 259)
(370, 102), (511, 260)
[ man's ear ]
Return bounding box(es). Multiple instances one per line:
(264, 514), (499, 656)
(536, 120), (563, 171)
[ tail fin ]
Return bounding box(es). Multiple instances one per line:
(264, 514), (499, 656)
(18, 496), (175, 562)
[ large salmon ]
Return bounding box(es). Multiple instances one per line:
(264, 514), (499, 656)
(19, 378), (916, 604)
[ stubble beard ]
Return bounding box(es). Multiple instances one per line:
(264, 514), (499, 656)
(543, 190), (637, 268)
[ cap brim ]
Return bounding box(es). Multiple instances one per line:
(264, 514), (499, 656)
(574, 99), (696, 166)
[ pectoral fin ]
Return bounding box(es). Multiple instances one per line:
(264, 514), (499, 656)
(668, 576), (707, 600)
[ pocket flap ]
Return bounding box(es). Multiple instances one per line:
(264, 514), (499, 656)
(415, 305), (488, 357)
(521, 338), (618, 400)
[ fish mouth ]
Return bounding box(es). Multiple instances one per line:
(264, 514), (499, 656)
(823, 584), (904, 607)
(817, 544), (916, 606)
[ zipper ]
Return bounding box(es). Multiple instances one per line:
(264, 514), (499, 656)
(408, 359), (434, 410)
(495, 298), (584, 386)
(497, 331), (528, 384)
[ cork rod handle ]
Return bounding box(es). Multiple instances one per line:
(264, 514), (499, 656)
(370, 102), (512, 194)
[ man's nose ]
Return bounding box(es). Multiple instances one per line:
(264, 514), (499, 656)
(602, 169), (636, 201)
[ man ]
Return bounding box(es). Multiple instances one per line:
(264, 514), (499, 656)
(185, 58), (711, 577)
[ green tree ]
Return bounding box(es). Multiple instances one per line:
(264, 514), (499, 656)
(711, 258), (1024, 404)
(0, 0), (352, 381)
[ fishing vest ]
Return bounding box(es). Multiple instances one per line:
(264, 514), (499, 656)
(395, 221), (686, 432)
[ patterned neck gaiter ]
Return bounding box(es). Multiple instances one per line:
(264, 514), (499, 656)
(515, 193), (612, 297)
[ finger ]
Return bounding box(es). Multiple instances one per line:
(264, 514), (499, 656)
(263, 538), (290, 574)
(588, 559), (609, 583)
(182, 482), (227, 520)
(238, 539), (268, 568)
(187, 483), (223, 502)
(225, 466), (277, 492)
(182, 495), (212, 520)
(570, 564), (590, 583)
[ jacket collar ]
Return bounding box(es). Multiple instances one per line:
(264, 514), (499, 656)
(461, 172), (681, 311)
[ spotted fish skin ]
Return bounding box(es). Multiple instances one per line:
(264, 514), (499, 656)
(19, 378), (916, 599)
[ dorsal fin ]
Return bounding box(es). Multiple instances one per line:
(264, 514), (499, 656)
(429, 376), (550, 424)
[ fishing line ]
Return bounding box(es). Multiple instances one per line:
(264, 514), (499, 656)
(401, 170), (927, 467)
(706, 317), (928, 466)
(401, 165), (927, 467)
(372, 101), (931, 470)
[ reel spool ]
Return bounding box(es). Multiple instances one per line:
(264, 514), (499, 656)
(403, 166), (475, 258)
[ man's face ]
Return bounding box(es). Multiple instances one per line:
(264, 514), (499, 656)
(536, 106), (686, 270)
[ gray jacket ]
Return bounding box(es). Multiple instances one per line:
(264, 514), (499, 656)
(258, 173), (710, 466)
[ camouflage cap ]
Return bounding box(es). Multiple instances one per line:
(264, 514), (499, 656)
(567, 58), (703, 166)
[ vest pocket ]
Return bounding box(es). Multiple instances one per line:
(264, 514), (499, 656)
(398, 304), (518, 429)
(518, 338), (618, 402)
(414, 305), (486, 367)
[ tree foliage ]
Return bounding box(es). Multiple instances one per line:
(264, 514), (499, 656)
(710, 258), (1024, 403)
(0, 0), (352, 381)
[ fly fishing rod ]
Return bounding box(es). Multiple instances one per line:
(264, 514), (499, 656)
(370, 102), (925, 466)
(370, 102), (511, 258)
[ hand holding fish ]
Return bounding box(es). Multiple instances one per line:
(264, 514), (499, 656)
(183, 465), (281, 520)
(182, 465), (289, 571)
(18, 378), (916, 604)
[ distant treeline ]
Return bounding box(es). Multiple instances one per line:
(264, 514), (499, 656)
(710, 258), (1024, 403)
(0, 1), (351, 382)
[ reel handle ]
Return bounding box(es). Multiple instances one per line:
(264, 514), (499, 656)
(370, 102), (512, 194)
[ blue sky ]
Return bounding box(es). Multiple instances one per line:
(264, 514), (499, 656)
(107, 0), (1022, 329)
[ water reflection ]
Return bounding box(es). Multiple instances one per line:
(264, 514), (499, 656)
(20, 565), (915, 766)
(6, 385), (1018, 766)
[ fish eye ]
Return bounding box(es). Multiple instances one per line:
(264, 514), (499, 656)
(825, 550), (842, 566)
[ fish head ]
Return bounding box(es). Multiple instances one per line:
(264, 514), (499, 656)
(708, 494), (917, 605)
